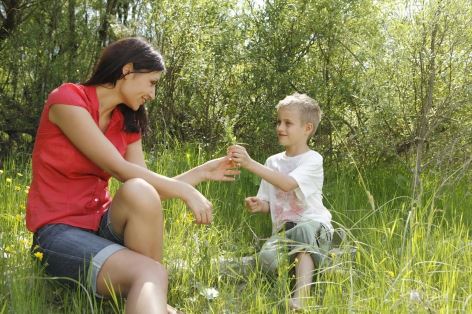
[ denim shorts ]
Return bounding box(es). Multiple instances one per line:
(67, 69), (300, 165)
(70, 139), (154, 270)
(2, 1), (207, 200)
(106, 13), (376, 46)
(31, 210), (125, 296)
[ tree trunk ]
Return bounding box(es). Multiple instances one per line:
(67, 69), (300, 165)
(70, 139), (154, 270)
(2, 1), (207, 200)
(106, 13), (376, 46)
(413, 18), (439, 205)
(0, 0), (22, 41)
(67, 0), (76, 78)
(98, 0), (118, 47)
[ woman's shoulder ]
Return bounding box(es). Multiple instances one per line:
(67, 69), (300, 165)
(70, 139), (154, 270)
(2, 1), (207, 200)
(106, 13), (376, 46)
(46, 83), (95, 110)
(48, 82), (84, 97)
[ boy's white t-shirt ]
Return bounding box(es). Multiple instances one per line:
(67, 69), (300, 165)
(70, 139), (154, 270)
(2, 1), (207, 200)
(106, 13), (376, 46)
(256, 150), (332, 233)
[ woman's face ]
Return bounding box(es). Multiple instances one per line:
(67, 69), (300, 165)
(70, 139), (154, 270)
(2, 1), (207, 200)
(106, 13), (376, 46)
(120, 70), (162, 111)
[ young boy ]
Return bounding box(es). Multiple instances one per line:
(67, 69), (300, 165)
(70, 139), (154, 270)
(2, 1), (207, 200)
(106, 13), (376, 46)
(228, 93), (333, 310)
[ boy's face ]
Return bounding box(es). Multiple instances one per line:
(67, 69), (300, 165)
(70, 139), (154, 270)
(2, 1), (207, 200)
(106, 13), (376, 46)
(276, 107), (311, 147)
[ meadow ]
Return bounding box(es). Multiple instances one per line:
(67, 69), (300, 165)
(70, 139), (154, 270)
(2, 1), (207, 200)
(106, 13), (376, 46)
(1, 146), (471, 313)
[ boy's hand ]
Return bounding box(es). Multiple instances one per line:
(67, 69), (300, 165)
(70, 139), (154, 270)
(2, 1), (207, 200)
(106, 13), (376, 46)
(245, 196), (269, 214)
(227, 145), (253, 168)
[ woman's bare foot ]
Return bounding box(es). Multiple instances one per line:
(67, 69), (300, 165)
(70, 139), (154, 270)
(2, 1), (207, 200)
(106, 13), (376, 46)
(167, 304), (184, 314)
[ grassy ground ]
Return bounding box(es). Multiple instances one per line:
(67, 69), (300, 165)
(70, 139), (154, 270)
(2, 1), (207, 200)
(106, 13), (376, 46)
(0, 147), (471, 313)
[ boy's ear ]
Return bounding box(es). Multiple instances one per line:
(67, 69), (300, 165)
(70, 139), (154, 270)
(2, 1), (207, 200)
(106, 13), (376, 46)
(305, 122), (314, 134)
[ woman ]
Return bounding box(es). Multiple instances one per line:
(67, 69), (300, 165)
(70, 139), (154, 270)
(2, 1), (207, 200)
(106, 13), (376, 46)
(27, 37), (238, 313)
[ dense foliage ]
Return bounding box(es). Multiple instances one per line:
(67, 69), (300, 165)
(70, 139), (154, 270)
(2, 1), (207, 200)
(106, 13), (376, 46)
(1, 0), (471, 185)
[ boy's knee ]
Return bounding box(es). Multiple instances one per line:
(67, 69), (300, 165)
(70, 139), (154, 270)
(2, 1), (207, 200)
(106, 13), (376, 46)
(258, 240), (280, 273)
(259, 250), (278, 273)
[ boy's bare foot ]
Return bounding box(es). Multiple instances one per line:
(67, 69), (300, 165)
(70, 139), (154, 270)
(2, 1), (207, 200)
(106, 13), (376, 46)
(289, 298), (303, 311)
(167, 304), (184, 314)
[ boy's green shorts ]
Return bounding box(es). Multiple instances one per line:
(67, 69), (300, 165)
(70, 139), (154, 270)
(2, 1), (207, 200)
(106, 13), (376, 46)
(258, 220), (333, 273)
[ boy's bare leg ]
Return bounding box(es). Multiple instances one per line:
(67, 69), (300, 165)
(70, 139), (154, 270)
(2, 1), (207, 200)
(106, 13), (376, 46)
(290, 252), (315, 310)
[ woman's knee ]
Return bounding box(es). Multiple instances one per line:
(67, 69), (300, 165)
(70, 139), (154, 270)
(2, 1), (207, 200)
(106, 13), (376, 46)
(119, 178), (162, 215)
(98, 250), (168, 295)
(121, 178), (160, 202)
(133, 259), (168, 284)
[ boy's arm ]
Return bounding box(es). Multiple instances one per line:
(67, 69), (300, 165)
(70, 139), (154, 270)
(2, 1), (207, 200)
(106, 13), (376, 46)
(228, 145), (298, 192)
(245, 160), (298, 192)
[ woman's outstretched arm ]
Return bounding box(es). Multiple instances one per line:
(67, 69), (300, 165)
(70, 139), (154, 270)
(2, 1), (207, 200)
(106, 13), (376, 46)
(174, 157), (239, 186)
(49, 104), (213, 223)
(125, 141), (239, 186)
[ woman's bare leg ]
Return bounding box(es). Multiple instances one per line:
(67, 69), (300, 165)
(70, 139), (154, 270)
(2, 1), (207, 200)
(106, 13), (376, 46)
(109, 178), (164, 261)
(97, 249), (168, 314)
(96, 178), (169, 313)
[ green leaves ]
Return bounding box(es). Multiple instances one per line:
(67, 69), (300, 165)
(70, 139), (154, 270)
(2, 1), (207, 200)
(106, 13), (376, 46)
(0, 0), (470, 176)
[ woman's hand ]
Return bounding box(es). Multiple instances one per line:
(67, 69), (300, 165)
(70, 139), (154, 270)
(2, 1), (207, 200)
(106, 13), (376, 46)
(182, 186), (213, 224)
(174, 156), (239, 187)
(201, 156), (240, 181)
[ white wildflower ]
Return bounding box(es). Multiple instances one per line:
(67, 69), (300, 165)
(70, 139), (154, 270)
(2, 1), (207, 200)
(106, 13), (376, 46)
(200, 287), (219, 300)
(410, 290), (421, 302)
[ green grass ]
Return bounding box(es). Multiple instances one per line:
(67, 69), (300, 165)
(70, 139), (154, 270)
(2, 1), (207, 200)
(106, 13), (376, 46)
(1, 147), (471, 313)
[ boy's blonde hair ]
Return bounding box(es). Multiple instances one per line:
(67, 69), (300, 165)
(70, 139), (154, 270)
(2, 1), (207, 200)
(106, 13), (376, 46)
(275, 92), (321, 137)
